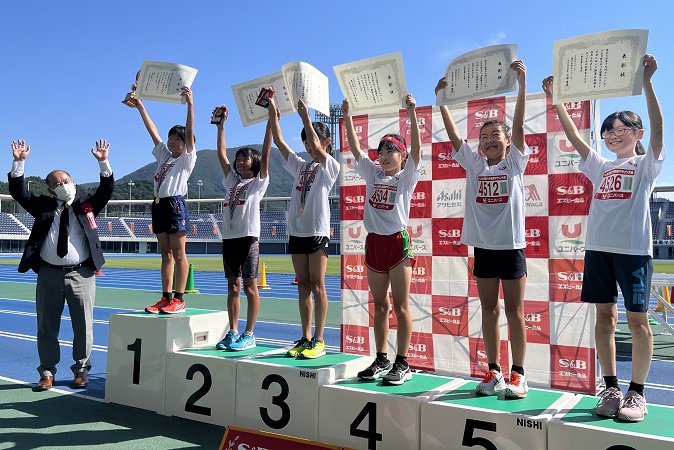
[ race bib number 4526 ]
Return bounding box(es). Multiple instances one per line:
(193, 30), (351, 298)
(596, 168), (634, 200)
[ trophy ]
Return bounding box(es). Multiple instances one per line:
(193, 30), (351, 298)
(211, 105), (229, 124)
(122, 70), (141, 107)
(255, 87), (275, 108)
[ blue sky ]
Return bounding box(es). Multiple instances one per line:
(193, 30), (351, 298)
(2, 1), (672, 189)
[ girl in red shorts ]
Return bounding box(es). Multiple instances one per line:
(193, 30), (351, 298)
(342, 94), (422, 385)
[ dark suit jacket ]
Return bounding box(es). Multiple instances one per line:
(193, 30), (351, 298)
(8, 173), (114, 273)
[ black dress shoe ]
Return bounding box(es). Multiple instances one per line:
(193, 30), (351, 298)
(35, 375), (54, 391)
(73, 372), (88, 388)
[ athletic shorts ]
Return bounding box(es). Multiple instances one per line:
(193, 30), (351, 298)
(364, 230), (415, 274)
(581, 250), (653, 313)
(151, 196), (189, 234)
(288, 235), (330, 256)
(222, 236), (259, 279)
(473, 247), (527, 280)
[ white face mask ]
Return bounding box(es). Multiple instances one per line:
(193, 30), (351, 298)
(52, 183), (77, 203)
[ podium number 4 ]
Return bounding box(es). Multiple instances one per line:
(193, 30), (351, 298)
(350, 401), (382, 450)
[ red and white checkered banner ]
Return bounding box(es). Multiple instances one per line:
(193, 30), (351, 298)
(339, 93), (599, 394)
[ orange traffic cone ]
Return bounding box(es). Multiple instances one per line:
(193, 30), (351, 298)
(292, 274), (298, 285)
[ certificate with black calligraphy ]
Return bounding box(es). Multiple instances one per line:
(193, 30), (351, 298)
(552, 29), (648, 104)
(135, 60), (198, 104)
(436, 44), (517, 105)
(282, 62), (330, 117)
(232, 62), (329, 127)
(333, 52), (408, 114)
(232, 72), (295, 127)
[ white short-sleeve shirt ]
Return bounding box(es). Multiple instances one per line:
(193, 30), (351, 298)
(453, 142), (530, 250)
(221, 170), (270, 239)
(283, 151), (340, 237)
(355, 151), (422, 235)
(580, 145), (666, 256)
(152, 142), (197, 198)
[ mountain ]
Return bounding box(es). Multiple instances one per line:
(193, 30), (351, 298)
(82, 145), (328, 200)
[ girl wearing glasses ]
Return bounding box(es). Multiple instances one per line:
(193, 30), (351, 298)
(542, 54), (664, 422)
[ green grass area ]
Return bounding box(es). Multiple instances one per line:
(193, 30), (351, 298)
(0, 255), (341, 276)
(1, 256), (673, 279)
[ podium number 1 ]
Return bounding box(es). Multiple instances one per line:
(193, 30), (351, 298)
(126, 338), (142, 385)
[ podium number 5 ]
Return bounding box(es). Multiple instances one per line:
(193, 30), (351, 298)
(462, 419), (497, 450)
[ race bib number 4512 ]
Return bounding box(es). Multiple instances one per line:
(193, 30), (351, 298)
(476, 175), (509, 204)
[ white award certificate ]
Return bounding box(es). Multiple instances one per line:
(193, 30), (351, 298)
(552, 29), (649, 104)
(436, 44), (518, 105)
(135, 60), (198, 104)
(333, 52), (408, 114)
(231, 62), (329, 127)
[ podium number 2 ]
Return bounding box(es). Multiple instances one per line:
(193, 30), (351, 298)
(126, 338), (142, 385)
(185, 364), (212, 416)
(260, 374), (291, 429)
(462, 419), (497, 450)
(350, 401), (382, 450)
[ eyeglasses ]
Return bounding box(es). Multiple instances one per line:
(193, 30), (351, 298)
(601, 127), (635, 139)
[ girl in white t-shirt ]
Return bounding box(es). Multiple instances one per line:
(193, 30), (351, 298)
(436, 61), (530, 399)
(213, 106), (271, 352)
(133, 86), (197, 315)
(543, 54), (664, 422)
(343, 94), (422, 386)
(266, 94), (340, 359)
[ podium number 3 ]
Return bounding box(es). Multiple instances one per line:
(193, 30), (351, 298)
(260, 374), (291, 429)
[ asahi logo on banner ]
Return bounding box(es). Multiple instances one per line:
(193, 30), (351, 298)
(436, 189), (463, 208)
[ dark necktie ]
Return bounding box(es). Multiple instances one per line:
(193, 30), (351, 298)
(57, 204), (69, 258)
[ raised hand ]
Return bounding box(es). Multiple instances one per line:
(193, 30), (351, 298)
(542, 76), (554, 98)
(643, 54), (658, 84)
(341, 99), (350, 117)
(435, 77), (448, 96)
(405, 93), (416, 112)
(297, 98), (309, 119)
(11, 139), (30, 161)
(181, 85), (194, 105)
(91, 139), (110, 161)
(510, 60), (527, 86)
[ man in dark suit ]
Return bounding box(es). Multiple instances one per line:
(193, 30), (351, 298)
(9, 139), (114, 391)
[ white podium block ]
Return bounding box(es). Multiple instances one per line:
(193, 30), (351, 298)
(165, 345), (285, 426)
(235, 352), (371, 440)
(319, 373), (460, 450)
(420, 380), (575, 450)
(105, 309), (228, 414)
(548, 395), (674, 450)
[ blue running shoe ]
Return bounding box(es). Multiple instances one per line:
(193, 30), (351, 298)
(229, 332), (256, 351)
(216, 330), (238, 350)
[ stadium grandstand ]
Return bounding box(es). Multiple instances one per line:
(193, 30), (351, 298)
(0, 195), (342, 255)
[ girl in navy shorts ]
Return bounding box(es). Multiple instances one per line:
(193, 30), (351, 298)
(543, 54), (664, 422)
(436, 61), (530, 398)
(343, 94), (422, 386)
(213, 105), (271, 351)
(132, 86), (196, 315)
(267, 94), (339, 359)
